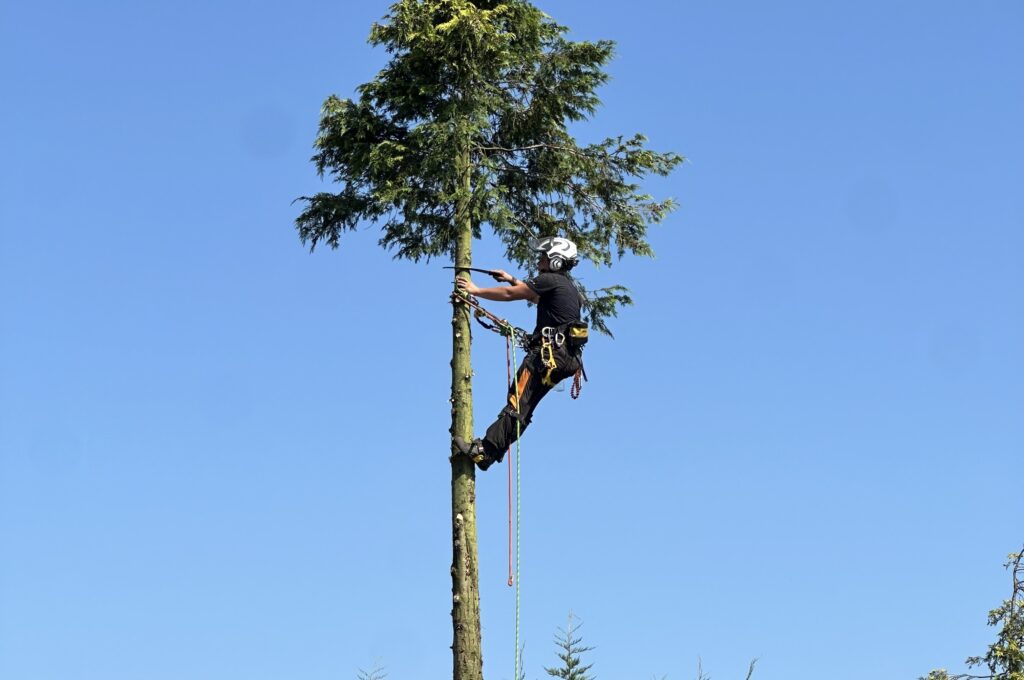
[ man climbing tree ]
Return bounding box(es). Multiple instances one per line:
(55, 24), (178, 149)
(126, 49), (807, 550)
(294, 2), (681, 679)
(453, 236), (586, 471)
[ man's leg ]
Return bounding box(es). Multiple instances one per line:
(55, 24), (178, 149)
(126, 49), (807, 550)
(453, 348), (575, 470)
(480, 354), (552, 461)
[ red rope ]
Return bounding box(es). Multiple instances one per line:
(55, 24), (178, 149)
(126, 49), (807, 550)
(505, 335), (515, 587)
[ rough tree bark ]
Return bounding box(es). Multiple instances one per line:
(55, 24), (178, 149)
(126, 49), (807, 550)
(449, 144), (483, 680)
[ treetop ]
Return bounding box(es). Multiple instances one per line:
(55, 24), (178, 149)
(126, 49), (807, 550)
(296, 0), (683, 334)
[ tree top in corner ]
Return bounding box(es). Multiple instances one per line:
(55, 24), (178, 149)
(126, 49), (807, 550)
(296, 0), (683, 335)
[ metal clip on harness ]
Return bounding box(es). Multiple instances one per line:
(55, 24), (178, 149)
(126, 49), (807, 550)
(539, 326), (559, 387)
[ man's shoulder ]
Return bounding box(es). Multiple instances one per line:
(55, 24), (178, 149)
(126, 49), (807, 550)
(529, 272), (572, 287)
(526, 272), (556, 291)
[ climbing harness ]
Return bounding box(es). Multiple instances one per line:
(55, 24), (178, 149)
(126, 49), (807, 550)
(537, 322), (589, 395)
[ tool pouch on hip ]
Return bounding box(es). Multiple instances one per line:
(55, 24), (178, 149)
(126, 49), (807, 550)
(566, 321), (589, 351)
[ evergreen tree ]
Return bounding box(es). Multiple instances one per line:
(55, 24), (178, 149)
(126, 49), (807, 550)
(295, 3), (681, 679)
(357, 666), (387, 680)
(922, 549), (1024, 680)
(545, 614), (595, 680)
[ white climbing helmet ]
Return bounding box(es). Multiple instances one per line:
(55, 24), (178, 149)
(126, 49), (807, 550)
(529, 236), (578, 271)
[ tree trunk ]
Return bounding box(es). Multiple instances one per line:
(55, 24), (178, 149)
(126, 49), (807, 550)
(450, 145), (483, 680)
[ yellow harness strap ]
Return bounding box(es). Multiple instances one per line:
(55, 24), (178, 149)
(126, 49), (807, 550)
(540, 337), (558, 387)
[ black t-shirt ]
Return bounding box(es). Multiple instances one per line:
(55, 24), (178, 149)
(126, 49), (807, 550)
(525, 272), (582, 335)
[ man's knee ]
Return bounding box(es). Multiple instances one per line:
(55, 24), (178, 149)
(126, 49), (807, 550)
(501, 403), (532, 427)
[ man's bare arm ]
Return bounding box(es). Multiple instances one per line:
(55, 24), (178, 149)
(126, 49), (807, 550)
(456, 277), (539, 303)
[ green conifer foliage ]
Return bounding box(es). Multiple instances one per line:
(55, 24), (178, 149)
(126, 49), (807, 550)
(545, 614), (595, 680)
(922, 549), (1024, 680)
(295, 0), (682, 334)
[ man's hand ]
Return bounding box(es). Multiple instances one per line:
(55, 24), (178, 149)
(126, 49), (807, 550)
(488, 269), (515, 284)
(456, 276), (480, 295)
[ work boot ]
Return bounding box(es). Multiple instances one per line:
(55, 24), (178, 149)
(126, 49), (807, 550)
(452, 436), (497, 471)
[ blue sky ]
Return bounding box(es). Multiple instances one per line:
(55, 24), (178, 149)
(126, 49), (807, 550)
(1, 1), (1022, 679)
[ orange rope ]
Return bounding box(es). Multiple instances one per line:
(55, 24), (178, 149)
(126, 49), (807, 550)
(452, 290), (521, 587)
(506, 334), (515, 587)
